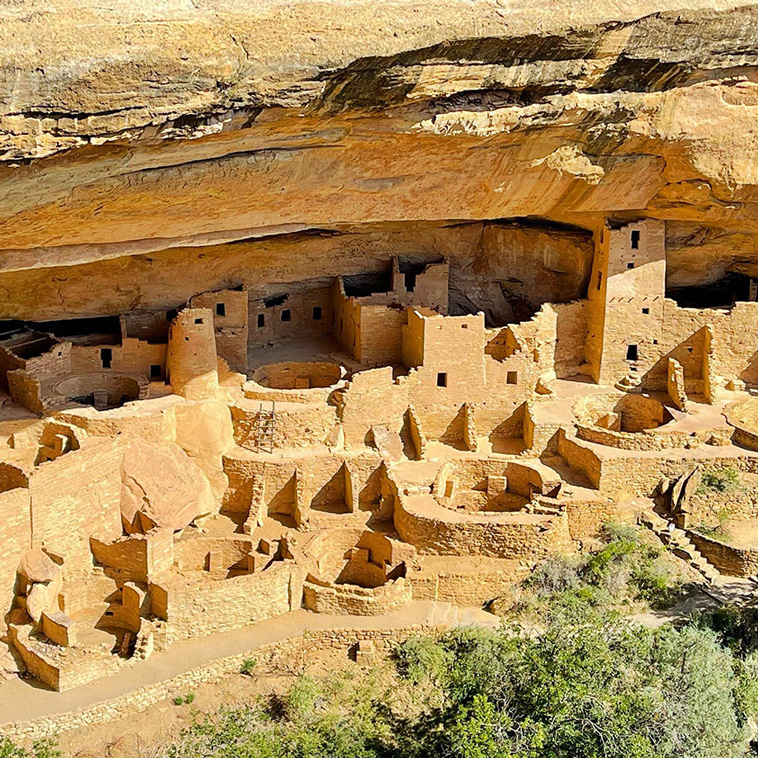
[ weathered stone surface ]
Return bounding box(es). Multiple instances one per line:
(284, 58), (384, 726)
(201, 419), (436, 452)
(120, 440), (214, 533)
(0, 2), (758, 307)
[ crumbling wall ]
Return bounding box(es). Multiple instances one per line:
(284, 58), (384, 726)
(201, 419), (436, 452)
(29, 438), (123, 575)
(0, 487), (31, 615)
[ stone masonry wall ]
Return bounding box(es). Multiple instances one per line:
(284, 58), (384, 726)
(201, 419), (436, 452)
(164, 563), (303, 643)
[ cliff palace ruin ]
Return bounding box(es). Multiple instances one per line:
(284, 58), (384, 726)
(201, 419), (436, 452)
(3, 0), (758, 726)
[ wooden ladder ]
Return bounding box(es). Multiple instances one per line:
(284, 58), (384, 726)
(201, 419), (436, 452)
(255, 402), (276, 453)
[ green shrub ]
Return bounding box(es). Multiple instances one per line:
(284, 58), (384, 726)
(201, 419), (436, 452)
(698, 466), (740, 493)
(394, 634), (452, 685)
(0, 739), (59, 758)
(241, 657), (257, 675)
(172, 695), (184, 706)
(184, 692), (195, 705)
(158, 608), (757, 758)
(524, 554), (582, 595)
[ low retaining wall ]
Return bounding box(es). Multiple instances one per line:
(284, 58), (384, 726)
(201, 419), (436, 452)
(1, 622), (441, 745)
(687, 531), (758, 577)
(303, 576), (412, 616)
(575, 424), (723, 452)
(394, 495), (572, 560)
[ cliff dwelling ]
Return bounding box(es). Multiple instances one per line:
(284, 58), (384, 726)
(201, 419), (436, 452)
(3, 1), (758, 746)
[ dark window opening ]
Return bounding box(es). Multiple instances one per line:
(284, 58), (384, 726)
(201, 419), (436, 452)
(668, 273), (752, 309)
(194, 318), (203, 325)
(642, 307), (649, 314)
(631, 230), (640, 249)
(597, 271), (603, 290)
(437, 372), (447, 388)
(312, 306), (322, 321)
(215, 303), (226, 317)
(100, 348), (112, 369)
(506, 371), (518, 385)
(263, 293), (288, 308)
(150, 364), (162, 379)
(281, 309), (291, 322)
(405, 272), (417, 292)
(166, 309), (178, 322)
(627, 262), (635, 270)
(626, 344), (638, 361)
(257, 314), (265, 328)
(343, 269), (393, 298)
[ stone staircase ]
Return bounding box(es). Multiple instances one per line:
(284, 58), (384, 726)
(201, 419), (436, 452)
(640, 511), (720, 584)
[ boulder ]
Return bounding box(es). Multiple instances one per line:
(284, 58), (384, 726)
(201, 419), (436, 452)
(121, 440), (214, 534)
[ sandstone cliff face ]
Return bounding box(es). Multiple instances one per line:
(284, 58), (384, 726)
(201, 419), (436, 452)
(1, 0), (758, 317)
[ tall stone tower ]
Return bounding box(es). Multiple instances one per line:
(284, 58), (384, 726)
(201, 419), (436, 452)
(585, 219), (666, 385)
(167, 307), (219, 400)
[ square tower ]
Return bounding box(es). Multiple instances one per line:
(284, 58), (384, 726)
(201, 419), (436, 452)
(585, 219), (666, 385)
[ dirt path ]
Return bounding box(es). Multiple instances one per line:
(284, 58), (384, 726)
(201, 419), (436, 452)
(0, 600), (496, 728)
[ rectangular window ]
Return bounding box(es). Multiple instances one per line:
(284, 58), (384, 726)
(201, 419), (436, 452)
(281, 309), (291, 322)
(194, 318), (203, 325)
(437, 372), (447, 387)
(312, 306), (322, 320)
(631, 230), (640, 249)
(506, 371), (518, 385)
(257, 313), (265, 328)
(100, 348), (112, 369)
(627, 262), (635, 270)
(215, 303), (226, 317)
(150, 364), (162, 379)
(642, 307), (649, 314)
(626, 344), (638, 361)
(405, 272), (417, 292)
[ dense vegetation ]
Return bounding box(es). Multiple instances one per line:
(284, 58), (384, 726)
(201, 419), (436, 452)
(3, 526), (758, 758)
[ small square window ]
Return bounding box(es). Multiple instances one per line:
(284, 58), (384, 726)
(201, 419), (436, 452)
(507, 371), (518, 385)
(150, 364), (162, 379)
(257, 314), (265, 328)
(653, 339), (658, 345)
(215, 303), (226, 317)
(461, 324), (468, 330)
(437, 372), (447, 388)
(627, 262), (635, 270)
(194, 318), (203, 325)
(312, 306), (322, 320)
(642, 307), (649, 314)
(281, 309), (291, 322)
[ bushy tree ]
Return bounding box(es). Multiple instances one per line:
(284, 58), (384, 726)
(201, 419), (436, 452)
(157, 600), (757, 758)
